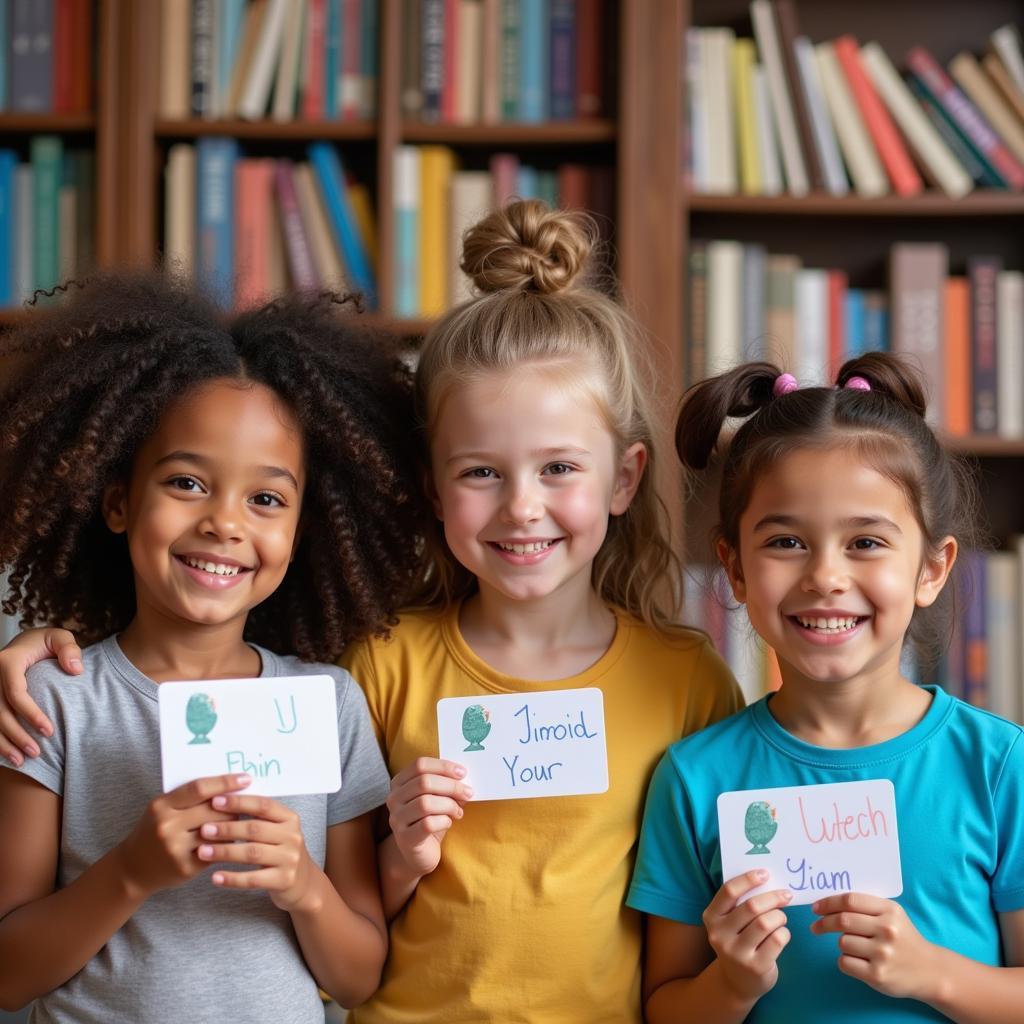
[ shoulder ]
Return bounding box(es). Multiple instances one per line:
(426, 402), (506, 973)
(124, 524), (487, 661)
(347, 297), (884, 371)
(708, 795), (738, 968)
(339, 607), (452, 674)
(941, 692), (1024, 767)
(25, 639), (110, 706)
(663, 700), (758, 767)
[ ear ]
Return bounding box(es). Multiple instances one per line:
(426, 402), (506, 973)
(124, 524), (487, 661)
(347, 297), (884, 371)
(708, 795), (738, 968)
(423, 466), (444, 521)
(609, 442), (647, 516)
(915, 535), (958, 608)
(102, 481), (129, 534)
(716, 537), (747, 603)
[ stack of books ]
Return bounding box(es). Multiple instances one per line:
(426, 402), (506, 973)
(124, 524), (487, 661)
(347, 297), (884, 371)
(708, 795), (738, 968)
(688, 2), (1024, 198)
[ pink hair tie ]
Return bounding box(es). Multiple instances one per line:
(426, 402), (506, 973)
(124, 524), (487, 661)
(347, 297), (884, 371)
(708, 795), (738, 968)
(844, 376), (872, 391)
(772, 372), (798, 397)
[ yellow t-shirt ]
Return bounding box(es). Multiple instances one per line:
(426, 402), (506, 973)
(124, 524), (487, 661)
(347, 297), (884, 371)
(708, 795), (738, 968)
(343, 603), (742, 1024)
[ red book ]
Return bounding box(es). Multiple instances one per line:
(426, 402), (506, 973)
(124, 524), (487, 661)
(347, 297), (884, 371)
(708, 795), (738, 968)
(274, 159), (319, 293)
(558, 163), (588, 210)
(72, 0), (93, 112)
(442, 0), (459, 123)
(235, 159), (275, 309)
(53, 0), (73, 113)
(944, 277), (971, 437)
(827, 270), (847, 380)
(302, 0), (327, 120)
(575, 0), (602, 117)
(834, 36), (923, 196)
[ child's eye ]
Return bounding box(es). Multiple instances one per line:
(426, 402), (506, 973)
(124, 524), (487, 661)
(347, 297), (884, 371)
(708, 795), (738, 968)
(767, 536), (803, 550)
(463, 467), (497, 479)
(544, 462), (575, 476)
(250, 492), (285, 508)
(168, 475), (204, 493)
(851, 537), (882, 551)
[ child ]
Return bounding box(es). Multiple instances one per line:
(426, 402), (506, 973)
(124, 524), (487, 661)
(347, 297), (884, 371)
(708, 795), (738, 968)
(629, 354), (1024, 1023)
(0, 202), (743, 1022)
(0, 274), (431, 1020)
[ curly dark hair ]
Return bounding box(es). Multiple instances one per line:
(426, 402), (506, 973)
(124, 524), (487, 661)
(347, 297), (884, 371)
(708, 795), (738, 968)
(0, 272), (430, 662)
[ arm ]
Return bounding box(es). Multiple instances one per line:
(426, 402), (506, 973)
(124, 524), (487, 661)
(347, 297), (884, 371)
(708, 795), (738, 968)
(812, 895), (1024, 1024)
(0, 628), (83, 765)
(0, 771), (244, 1010)
(642, 871), (792, 1024)
(196, 796), (387, 1007)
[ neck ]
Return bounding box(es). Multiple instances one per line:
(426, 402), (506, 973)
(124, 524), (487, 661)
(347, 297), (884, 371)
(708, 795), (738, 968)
(768, 654), (931, 749)
(118, 607), (260, 683)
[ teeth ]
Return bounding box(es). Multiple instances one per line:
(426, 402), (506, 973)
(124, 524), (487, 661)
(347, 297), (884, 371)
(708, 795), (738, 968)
(184, 557), (241, 577)
(497, 540), (555, 555)
(796, 615), (860, 633)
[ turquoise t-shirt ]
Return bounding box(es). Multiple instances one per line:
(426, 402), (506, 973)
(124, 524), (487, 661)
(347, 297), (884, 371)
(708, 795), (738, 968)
(627, 686), (1024, 1022)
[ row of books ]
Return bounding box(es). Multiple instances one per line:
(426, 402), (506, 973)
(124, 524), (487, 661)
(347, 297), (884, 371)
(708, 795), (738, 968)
(401, 0), (608, 125)
(0, 0), (94, 115)
(689, 1), (1024, 197)
(159, 0), (378, 123)
(0, 138), (95, 308)
(688, 239), (1024, 439)
(393, 145), (612, 317)
(163, 139), (377, 310)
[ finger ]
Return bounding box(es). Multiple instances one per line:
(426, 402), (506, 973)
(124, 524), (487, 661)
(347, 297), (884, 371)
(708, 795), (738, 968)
(391, 794), (465, 829)
(390, 757), (467, 789)
(811, 911), (878, 938)
(208, 793), (294, 822)
(167, 773), (252, 810)
(211, 866), (285, 891)
(717, 889), (792, 935)
(198, 841), (282, 866)
(0, 706), (39, 762)
(198, 817), (288, 844)
(47, 631), (84, 676)
(838, 954), (873, 981)
(837, 934), (876, 960)
(812, 892), (887, 917)
(752, 925), (791, 961)
(707, 870), (772, 917)
(736, 908), (789, 950)
(402, 815), (453, 841)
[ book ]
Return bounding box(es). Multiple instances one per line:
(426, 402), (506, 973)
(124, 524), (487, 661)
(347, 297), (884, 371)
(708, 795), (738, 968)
(986, 552), (1020, 723)
(706, 239), (744, 373)
(274, 159), (318, 291)
(863, 291), (889, 351)
(393, 145), (420, 317)
(216, 0), (247, 118)
(845, 288), (866, 359)
(307, 141), (377, 304)
(996, 270), (1024, 439)
(687, 239), (708, 386)
(703, 28), (737, 194)
(70, 149), (93, 275)
(950, 51), (1024, 166)
(815, 41), (887, 198)
(480, 0), (500, 122)
(164, 143), (196, 281)
(449, 171), (492, 304)
(196, 136), (238, 308)
(228, 0), (270, 114)
(500, 0), (519, 120)
(400, 0), (422, 117)
(990, 24), (1024, 95)
(962, 551), (988, 709)
(752, 63), (783, 195)
(733, 38), (761, 195)
(764, 253), (800, 370)
(421, 0), (445, 121)
(794, 267), (828, 385)
(293, 160), (349, 293)
(361, 0), (379, 117)
(341, 0), (363, 120)
(685, 29), (708, 192)
(983, 51), (1024, 124)
(303, 0), (328, 119)
(191, 0), (215, 118)
(519, 0), (547, 122)
(889, 242), (948, 425)
(10, 0), (53, 112)
(347, 180), (379, 268)
(827, 269), (847, 379)
(576, 0), (602, 117)
(968, 255), (1001, 435)
(419, 144), (455, 315)
(750, 0), (808, 195)
(943, 276), (971, 438)
(794, 36), (847, 195)
(741, 244), (767, 360)
(14, 164), (32, 303)
(860, 42), (972, 200)
(53, 0), (73, 113)
(833, 36), (922, 197)
(0, 0), (7, 111)
(31, 135), (62, 293)
(456, 0), (483, 123)
(69, 0), (93, 113)
(234, 157), (275, 308)
(0, 150), (17, 306)
(160, 0), (192, 120)
(271, 0), (306, 121)
(238, 0), (290, 120)
(549, 0), (575, 120)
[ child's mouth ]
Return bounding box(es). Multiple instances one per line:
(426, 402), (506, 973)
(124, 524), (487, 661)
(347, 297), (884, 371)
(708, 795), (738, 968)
(789, 614), (866, 636)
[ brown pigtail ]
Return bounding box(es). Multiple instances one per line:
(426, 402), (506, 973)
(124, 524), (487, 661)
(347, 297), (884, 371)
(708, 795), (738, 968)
(836, 352), (928, 418)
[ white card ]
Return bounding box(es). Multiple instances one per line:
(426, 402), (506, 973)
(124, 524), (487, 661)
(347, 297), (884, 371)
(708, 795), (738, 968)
(437, 688), (608, 801)
(158, 676), (341, 797)
(717, 779), (902, 906)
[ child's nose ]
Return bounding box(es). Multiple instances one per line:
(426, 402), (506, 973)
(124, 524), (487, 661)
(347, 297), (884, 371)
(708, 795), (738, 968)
(801, 551), (849, 594)
(502, 482), (543, 524)
(200, 500), (244, 541)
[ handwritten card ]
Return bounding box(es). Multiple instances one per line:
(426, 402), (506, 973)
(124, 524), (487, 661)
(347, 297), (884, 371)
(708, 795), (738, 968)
(717, 779), (902, 906)
(437, 688), (608, 801)
(159, 676), (341, 797)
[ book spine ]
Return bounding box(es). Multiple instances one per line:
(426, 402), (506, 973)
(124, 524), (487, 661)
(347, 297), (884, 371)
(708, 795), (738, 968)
(0, 150), (16, 305)
(71, 149), (93, 274)
(827, 269), (847, 379)
(549, 0), (574, 120)
(480, 0), (500, 122)
(274, 159), (319, 292)
(733, 39), (761, 195)
(448, 170), (492, 304)
(794, 36), (847, 195)
(490, 151), (518, 205)
(196, 136), (237, 308)
(687, 240), (708, 386)
(418, 144), (454, 315)
(943, 277), (971, 437)
(454, 0), (481, 124)
(991, 24), (1024, 94)
(341, 0), (362, 120)
(303, 0), (327, 118)
(833, 36), (922, 196)
(950, 51), (1024, 166)
(393, 145), (421, 317)
(14, 165), (33, 303)
(863, 291), (889, 351)
(10, 0), (53, 112)
(191, 0), (215, 118)
(844, 288), (866, 359)
(53, 0), (72, 113)
(706, 239), (744, 372)
(741, 244), (766, 359)
(996, 270), (1024, 438)
(983, 51), (1024, 124)
(421, 0), (445, 122)
(907, 47), (1024, 190)
(575, 0), (601, 117)
(751, 63), (782, 195)
(794, 268), (828, 384)
(31, 134), (62, 293)
(441, 0), (457, 122)
(518, 0), (547, 123)
(962, 551), (988, 709)
(217, 0), (247, 117)
(71, 0), (93, 113)
(968, 255), (1001, 434)
(500, 0), (520, 120)
(0, 0), (8, 110)
(765, 254), (800, 369)
(686, 29), (707, 191)
(400, 0), (423, 118)
(272, 0), (306, 121)
(239, 0), (291, 120)
(702, 28), (737, 194)
(58, 154), (76, 280)
(235, 158), (273, 308)
(164, 142), (196, 282)
(361, 0), (378, 118)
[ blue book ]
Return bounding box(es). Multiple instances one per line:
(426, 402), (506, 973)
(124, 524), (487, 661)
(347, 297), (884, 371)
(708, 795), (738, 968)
(844, 288), (866, 358)
(196, 137), (238, 308)
(420, 0), (444, 122)
(516, 164), (539, 198)
(308, 142), (376, 306)
(325, 0), (341, 118)
(0, 150), (17, 305)
(217, 0), (246, 111)
(961, 551), (988, 709)
(864, 293), (889, 352)
(393, 146), (419, 317)
(548, 0), (575, 120)
(518, 0), (548, 122)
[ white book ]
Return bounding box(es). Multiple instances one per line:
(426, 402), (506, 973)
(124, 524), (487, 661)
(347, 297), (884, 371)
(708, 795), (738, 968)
(455, 0), (483, 124)
(702, 28), (737, 194)
(752, 64), (782, 195)
(997, 270), (1024, 439)
(164, 143), (196, 281)
(58, 184), (77, 281)
(293, 161), (348, 291)
(986, 551), (1020, 723)
(160, 0), (192, 119)
(449, 171), (493, 305)
(794, 36), (847, 195)
(271, 0), (306, 121)
(706, 240), (745, 373)
(750, 0), (808, 196)
(741, 244), (767, 359)
(861, 42), (972, 200)
(393, 145), (421, 317)
(815, 42), (887, 198)
(14, 165), (33, 303)
(686, 28), (709, 191)
(991, 24), (1024, 96)
(238, 0), (289, 120)
(794, 268), (829, 385)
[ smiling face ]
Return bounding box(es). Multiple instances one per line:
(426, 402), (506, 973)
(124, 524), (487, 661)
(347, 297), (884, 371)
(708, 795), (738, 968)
(721, 446), (954, 688)
(428, 365), (644, 610)
(103, 379), (305, 638)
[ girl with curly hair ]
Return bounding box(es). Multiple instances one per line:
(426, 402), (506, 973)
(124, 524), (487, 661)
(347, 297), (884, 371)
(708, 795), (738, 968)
(0, 273), (430, 1021)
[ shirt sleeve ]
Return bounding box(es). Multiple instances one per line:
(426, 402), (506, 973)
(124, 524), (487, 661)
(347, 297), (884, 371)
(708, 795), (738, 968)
(1, 665), (68, 797)
(326, 668), (390, 826)
(992, 731), (1024, 912)
(626, 751), (717, 925)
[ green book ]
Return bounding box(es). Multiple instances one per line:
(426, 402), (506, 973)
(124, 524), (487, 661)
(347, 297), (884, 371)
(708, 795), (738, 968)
(31, 134), (62, 294)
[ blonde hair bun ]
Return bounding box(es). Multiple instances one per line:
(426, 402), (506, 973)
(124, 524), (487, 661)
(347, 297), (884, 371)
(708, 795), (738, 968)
(460, 199), (594, 296)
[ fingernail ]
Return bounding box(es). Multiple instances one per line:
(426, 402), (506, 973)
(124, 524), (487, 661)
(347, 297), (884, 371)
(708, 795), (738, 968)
(69, 659), (83, 672)
(755, 869), (769, 879)
(212, 873), (224, 885)
(782, 891), (793, 901)
(201, 824), (217, 838)
(38, 722), (53, 737)
(453, 765), (466, 778)
(199, 845), (214, 859)
(23, 744), (38, 757)
(6, 753), (22, 767)
(462, 785), (474, 798)
(212, 796), (227, 809)
(234, 773), (251, 785)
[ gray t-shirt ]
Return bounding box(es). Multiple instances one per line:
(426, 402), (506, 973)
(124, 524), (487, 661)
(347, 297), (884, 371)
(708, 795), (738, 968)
(4, 636), (390, 1024)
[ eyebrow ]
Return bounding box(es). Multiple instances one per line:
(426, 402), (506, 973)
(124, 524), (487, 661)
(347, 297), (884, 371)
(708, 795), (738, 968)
(155, 451), (301, 491)
(752, 514), (903, 534)
(446, 446), (591, 465)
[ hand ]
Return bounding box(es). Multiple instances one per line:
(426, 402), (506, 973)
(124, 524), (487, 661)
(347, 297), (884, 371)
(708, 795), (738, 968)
(0, 627), (83, 765)
(386, 757), (473, 877)
(703, 870), (793, 1004)
(115, 773), (249, 900)
(811, 893), (940, 1001)
(197, 792), (316, 912)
